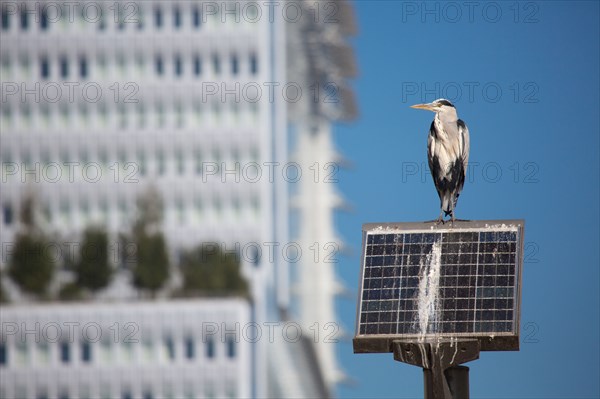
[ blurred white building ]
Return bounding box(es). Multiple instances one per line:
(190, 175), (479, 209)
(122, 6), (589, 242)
(0, 0), (357, 397)
(0, 299), (251, 399)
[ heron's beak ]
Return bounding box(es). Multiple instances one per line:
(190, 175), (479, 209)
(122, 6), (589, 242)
(410, 103), (435, 111)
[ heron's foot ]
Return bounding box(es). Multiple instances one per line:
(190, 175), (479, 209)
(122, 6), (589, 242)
(449, 214), (456, 227)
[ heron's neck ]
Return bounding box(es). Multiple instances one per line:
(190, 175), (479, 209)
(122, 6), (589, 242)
(435, 111), (458, 125)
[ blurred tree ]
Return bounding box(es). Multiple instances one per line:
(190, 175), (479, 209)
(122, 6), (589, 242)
(128, 187), (170, 297)
(7, 195), (56, 298)
(75, 227), (113, 292)
(132, 232), (169, 296)
(58, 282), (84, 301)
(179, 244), (249, 297)
(133, 185), (164, 235)
(0, 271), (8, 303)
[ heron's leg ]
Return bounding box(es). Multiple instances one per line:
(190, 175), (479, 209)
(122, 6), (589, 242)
(436, 210), (445, 225)
(449, 201), (456, 226)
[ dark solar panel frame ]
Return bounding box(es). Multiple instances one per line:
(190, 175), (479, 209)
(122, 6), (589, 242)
(353, 220), (524, 353)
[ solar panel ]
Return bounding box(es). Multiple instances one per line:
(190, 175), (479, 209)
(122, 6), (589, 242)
(353, 220), (524, 353)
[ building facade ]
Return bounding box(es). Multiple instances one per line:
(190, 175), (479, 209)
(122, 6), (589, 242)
(0, 0), (357, 397)
(0, 0), (285, 256)
(0, 299), (251, 399)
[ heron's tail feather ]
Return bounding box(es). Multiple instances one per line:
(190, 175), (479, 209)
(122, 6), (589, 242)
(441, 191), (459, 217)
(441, 194), (452, 216)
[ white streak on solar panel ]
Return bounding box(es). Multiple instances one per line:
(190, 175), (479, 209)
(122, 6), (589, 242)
(418, 343), (429, 368)
(450, 337), (459, 364)
(417, 239), (442, 335)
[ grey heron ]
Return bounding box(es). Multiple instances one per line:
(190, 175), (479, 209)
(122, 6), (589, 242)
(411, 99), (470, 224)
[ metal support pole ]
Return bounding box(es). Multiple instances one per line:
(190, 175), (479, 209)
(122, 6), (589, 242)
(423, 366), (469, 399)
(445, 366), (469, 399)
(423, 368), (434, 399)
(393, 340), (478, 399)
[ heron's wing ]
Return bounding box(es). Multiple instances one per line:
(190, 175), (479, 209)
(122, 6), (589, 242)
(427, 122), (440, 184)
(457, 119), (470, 176)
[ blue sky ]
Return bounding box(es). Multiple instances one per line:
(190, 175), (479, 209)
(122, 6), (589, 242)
(333, 2), (599, 398)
